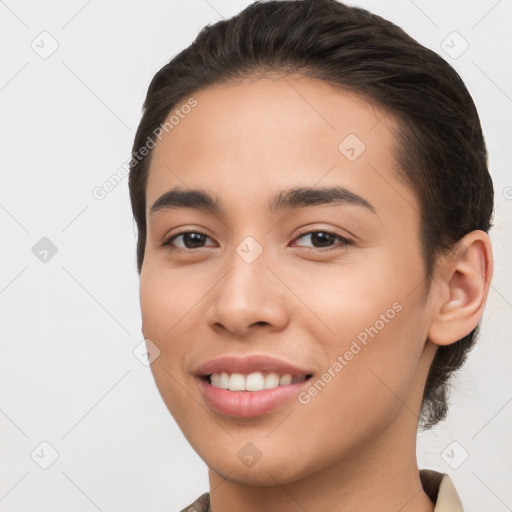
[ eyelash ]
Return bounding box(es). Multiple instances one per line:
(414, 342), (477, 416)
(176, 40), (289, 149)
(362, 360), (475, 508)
(160, 229), (353, 253)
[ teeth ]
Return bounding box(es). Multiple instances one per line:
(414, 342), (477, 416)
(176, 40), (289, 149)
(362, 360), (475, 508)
(229, 373), (245, 391)
(209, 371), (305, 391)
(246, 372), (265, 391)
(210, 373), (221, 387)
(219, 372), (229, 389)
(279, 374), (292, 385)
(264, 373), (280, 389)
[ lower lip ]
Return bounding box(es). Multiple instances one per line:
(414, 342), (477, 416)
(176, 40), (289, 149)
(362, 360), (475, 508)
(197, 377), (311, 417)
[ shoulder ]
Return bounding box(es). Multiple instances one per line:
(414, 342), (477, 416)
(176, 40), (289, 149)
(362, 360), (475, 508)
(178, 492), (210, 512)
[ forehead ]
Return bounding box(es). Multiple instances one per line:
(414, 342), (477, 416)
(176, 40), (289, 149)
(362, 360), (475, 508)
(146, 75), (418, 224)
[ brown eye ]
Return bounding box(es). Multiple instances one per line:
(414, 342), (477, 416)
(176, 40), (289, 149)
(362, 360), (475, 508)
(162, 231), (214, 250)
(293, 231), (352, 250)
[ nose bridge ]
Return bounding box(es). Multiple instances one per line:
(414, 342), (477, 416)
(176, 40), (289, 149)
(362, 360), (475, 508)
(206, 233), (288, 334)
(221, 234), (271, 305)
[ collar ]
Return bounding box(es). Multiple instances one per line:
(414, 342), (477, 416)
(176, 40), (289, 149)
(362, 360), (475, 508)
(420, 469), (464, 511)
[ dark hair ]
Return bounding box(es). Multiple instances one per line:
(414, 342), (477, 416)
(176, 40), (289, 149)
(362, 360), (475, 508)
(128, 0), (494, 429)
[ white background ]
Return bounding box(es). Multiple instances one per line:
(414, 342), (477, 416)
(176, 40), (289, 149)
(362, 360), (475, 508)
(1, 0), (511, 510)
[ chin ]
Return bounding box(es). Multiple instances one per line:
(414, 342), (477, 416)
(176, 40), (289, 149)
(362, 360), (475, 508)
(199, 444), (316, 487)
(210, 460), (302, 487)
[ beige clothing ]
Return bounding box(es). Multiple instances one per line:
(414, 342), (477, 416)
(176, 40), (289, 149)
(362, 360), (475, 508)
(179, 469), (464, 511)
(420, 469), (464, 511)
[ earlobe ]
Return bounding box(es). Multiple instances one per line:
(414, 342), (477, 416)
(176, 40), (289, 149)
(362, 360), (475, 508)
(428, 230), (493, 346)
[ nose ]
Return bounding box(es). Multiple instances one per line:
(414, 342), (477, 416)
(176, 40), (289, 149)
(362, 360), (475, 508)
(205, 243), (290, 338)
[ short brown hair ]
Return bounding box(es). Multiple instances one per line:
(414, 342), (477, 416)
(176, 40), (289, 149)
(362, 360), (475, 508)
(128, 0), (494, 429)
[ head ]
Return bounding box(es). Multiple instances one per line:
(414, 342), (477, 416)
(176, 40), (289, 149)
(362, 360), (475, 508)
(128, 0), (493, 484)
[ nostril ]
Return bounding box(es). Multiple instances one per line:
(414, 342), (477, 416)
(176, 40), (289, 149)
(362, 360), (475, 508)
(253, 321), (269, 327)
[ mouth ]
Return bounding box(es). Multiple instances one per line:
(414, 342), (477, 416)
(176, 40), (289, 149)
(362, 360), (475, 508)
(204, 371), (312, 391)
(194, 354), (315, 417)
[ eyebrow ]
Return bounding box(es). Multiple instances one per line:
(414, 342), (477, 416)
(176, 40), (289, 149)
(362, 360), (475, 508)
(149, 185), (377, 217)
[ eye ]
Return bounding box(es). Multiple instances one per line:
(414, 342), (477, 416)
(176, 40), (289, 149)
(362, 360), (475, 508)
(161, 230), (215, 250)
(292, 230), (352, 251)
(161, 229), (352, 252)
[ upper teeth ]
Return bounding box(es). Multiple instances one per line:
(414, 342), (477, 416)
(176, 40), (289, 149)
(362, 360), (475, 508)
(210, 372), (302, 391)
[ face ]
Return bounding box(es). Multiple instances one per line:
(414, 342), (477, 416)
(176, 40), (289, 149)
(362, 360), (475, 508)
(139, 75), (436, 486)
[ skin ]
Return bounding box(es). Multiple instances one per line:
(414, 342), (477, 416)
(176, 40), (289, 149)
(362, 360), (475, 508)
(139, 75), (493, 512)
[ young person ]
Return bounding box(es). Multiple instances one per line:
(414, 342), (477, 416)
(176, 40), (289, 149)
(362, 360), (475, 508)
(128, 1), (494, 510)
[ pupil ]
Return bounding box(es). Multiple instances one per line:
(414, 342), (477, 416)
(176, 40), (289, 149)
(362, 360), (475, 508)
(185, 233), (205, 248)
(312, 232), (333, 247)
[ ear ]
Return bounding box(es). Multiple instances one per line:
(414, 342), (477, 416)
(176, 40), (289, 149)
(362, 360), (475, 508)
(428, 230), (493, 346)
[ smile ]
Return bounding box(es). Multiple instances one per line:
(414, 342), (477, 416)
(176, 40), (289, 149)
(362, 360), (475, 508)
(194, 354), (315, 417)
(208, 371), (309, 391)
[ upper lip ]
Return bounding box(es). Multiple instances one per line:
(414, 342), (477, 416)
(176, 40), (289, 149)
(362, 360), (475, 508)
(194, 354), (314, 377)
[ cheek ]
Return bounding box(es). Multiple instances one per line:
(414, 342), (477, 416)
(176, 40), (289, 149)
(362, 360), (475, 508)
(139, 270), (191, 399)
(138, 264), (219, 412)
(289, 253), (427, 411)
(286, 255), (405, 343)
(139, 264), (204, 342)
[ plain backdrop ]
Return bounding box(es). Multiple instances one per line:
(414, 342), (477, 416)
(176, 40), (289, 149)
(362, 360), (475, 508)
(1, 0), (511, 510)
